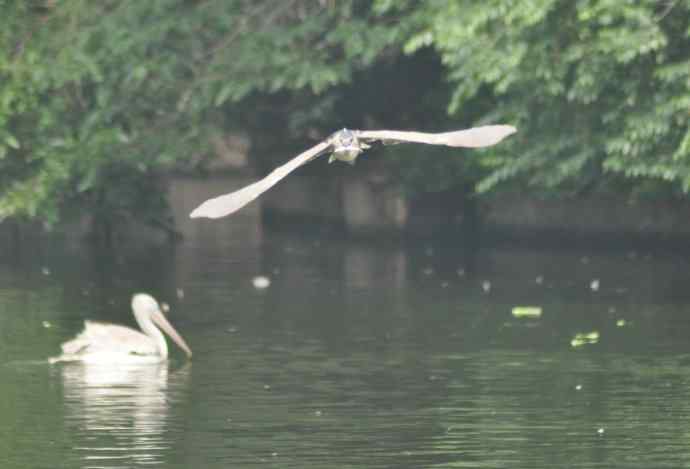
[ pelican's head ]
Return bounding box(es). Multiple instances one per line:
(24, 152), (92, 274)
(131, 293), (193, 359)
(330, 128), (366, 164)
(132, 293), (160, 317)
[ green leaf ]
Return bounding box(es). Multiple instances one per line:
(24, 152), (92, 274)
(5, 135), (20, 149)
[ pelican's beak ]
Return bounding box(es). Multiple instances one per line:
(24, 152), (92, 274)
(151, 309), (193, 358)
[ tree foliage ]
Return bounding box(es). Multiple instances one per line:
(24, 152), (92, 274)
(0, 0), (688, 230)
(395, 0), (690, 194)
(0, 0), (408, 228)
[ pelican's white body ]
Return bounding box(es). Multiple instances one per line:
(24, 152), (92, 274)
(50, 294), (191, 364)
(54, 321), (168, 364)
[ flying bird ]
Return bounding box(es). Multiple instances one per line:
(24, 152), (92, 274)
(50, 293), (192, 364)
(190, 125), (516, 219)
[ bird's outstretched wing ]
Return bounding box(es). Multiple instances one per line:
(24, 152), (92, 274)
(357, 125), (516, 148)
(190, 124), (517, 219)
(190, 140), (333, 219)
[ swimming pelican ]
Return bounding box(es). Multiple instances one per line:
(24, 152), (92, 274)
(190, 124), (516, 219)
(50, 293), (192, 364)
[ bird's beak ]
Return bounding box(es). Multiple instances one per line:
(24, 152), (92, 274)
(151, 309), (193, 358)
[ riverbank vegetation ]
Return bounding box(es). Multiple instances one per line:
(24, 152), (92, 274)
(1, 1), (688, 232)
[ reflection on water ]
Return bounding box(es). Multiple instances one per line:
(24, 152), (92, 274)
(4, 194), (690, 467)
(60, 363), (189, 467)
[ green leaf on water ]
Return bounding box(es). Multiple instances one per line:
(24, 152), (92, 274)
(511, 306), (543, 318)
(571, 331), (600, 348)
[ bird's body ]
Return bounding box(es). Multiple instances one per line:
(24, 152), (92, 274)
(50, 293), (192, 364)
(190, 124), (517, 219)
(56, 321), (165, 364)
(329, 128), (369, 164)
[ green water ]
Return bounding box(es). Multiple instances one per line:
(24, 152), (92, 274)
(3, 218), (690, 468)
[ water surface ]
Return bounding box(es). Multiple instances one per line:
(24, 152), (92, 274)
(3, 207), (690, 468)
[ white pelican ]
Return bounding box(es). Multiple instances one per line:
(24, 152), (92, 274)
(50, 293), (192, 364)
(190, 124), (517, 219)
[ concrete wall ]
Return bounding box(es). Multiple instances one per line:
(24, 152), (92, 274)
(260, 170), (690, 239)
(482, 193), (690, 238)
(5, 167), (690, 243)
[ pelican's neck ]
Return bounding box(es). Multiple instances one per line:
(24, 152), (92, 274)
(135, 313), (169, 359)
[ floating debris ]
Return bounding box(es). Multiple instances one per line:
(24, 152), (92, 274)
(42, 321), (52, 329)
(575, 384), (583, 391)
(176, 288), (185, 299)
(590, 279), (600, 291)
(252, 276), (271, 289)
(571, 331), (600, 348)
(597, 428), (605, 435)
(535, 275), (544, 285)
(511, 306), (543, 319)
(616, 319), (627, 327)
(481, 280), (492, 293)
(160, 302), (171, 313)
(41, 267), (51, 276)
(457, 268), (466, 277)
(422, 267), (434, 276)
